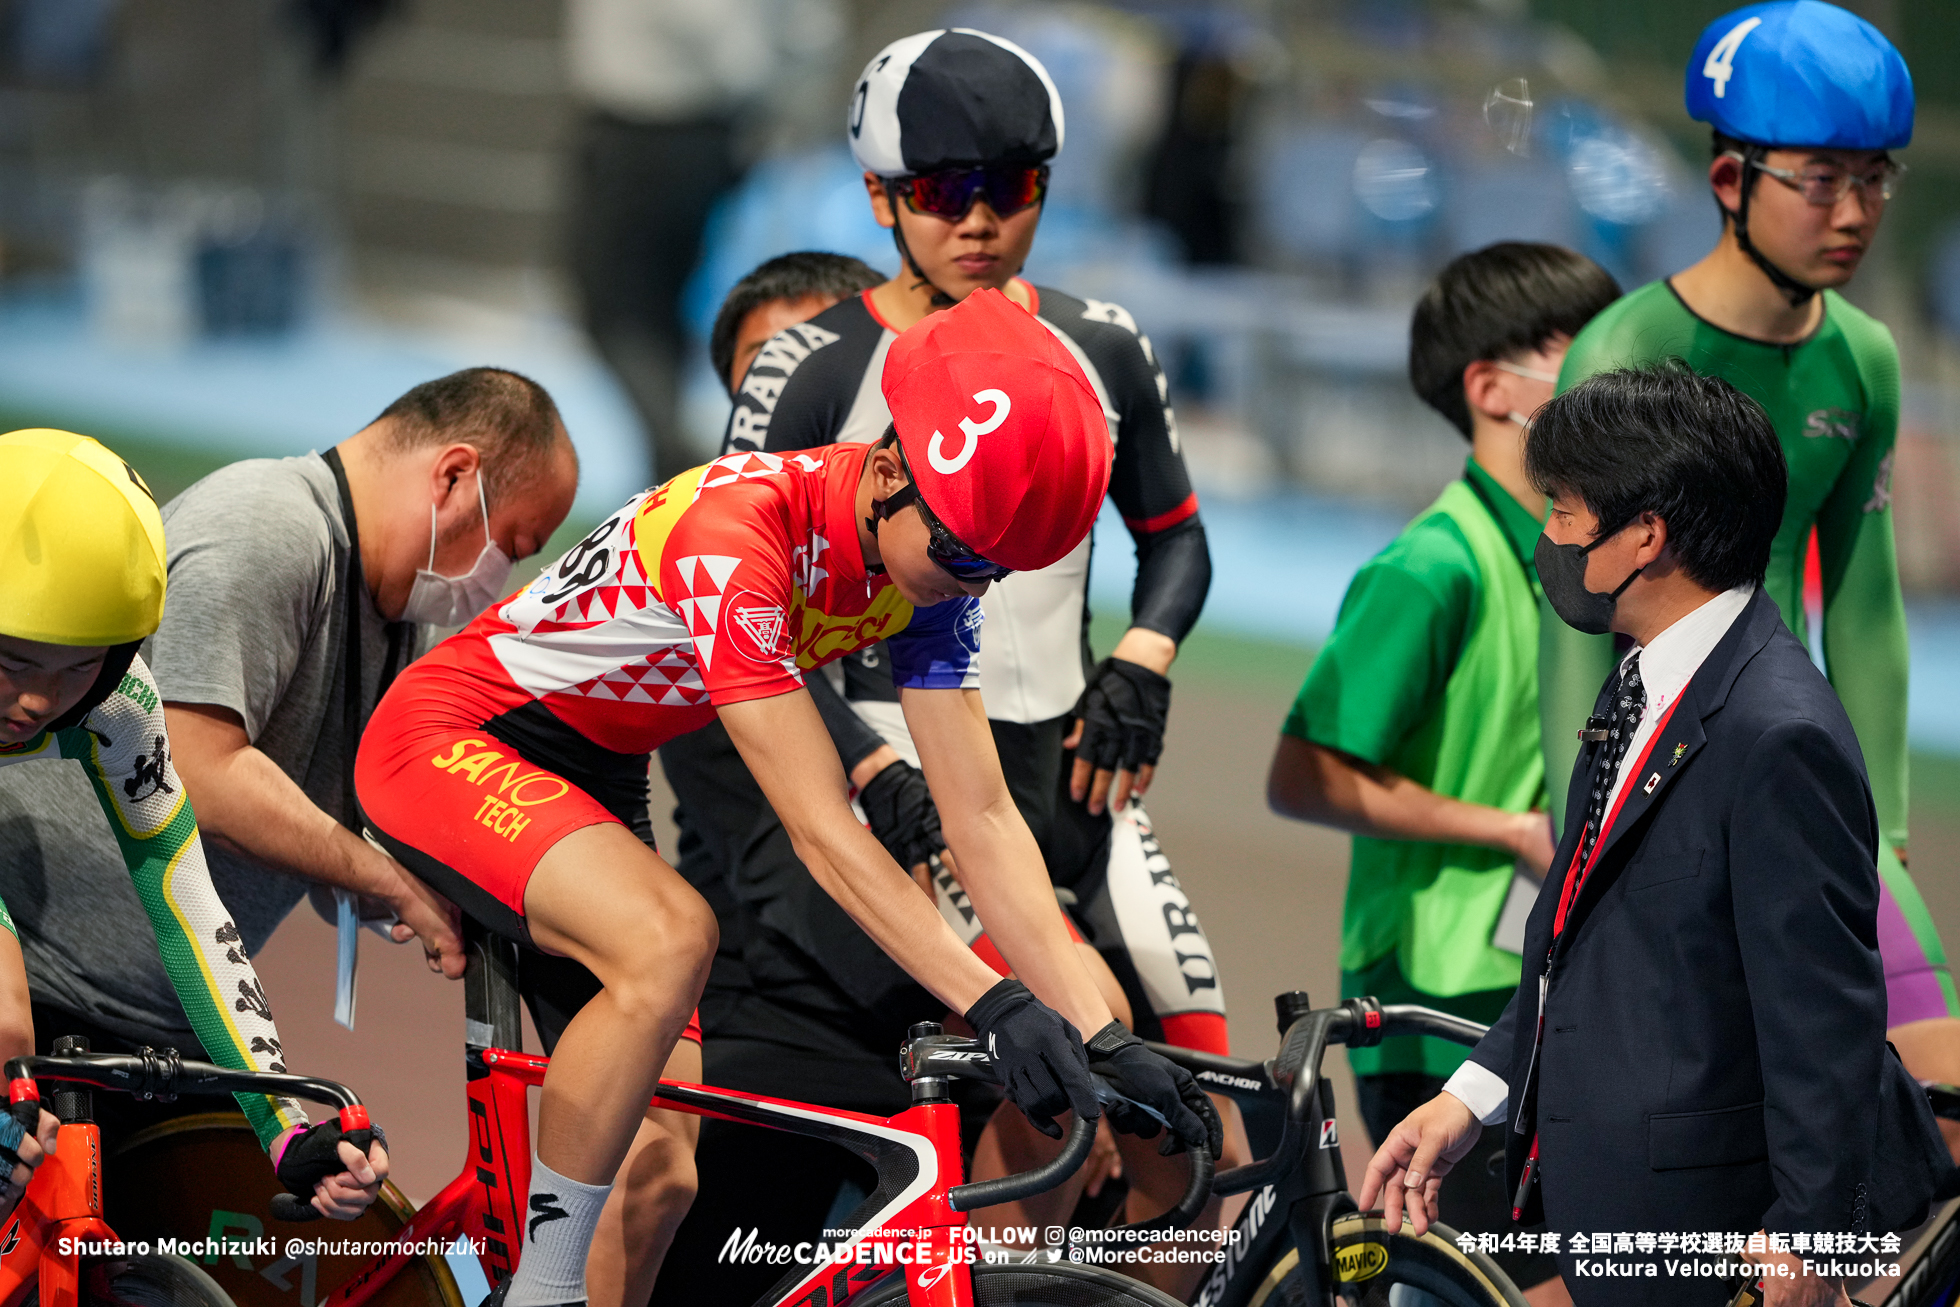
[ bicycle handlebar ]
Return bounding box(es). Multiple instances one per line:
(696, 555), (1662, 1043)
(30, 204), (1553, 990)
(1277, 1000), (1489, 1126)
(1210, 998), (1490, 1197)
(904, 1030), (1214, 1230)
(1126, 1144), (1215, 1235)
(4, 1049), (368, 1226)
(948, 1114), (1096, 1213)
(2, 1051), (364, 1114)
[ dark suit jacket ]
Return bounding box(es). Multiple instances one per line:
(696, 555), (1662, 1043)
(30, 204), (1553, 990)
(1470, 589), (1947, 1248)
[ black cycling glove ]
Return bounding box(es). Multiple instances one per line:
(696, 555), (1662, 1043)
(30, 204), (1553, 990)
(1072, 657), (1173, 777)
(1085, 1021), (1221, 1158)
(274, 1117), (386, 1198)
(857, 758), (947, 873)
(965, 979), (1102, 1139)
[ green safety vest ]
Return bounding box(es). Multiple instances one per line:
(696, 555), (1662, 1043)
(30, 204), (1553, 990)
(1342, 477), (1546, 999)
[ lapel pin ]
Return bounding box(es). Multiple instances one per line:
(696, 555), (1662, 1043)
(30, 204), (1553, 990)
(1643, 772), (1660, 795)
(1669, 743), (1686, 767)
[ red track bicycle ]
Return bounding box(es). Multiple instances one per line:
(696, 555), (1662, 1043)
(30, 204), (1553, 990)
(44, 926), (1211, 1307)
(331, 927), (1212, 1307)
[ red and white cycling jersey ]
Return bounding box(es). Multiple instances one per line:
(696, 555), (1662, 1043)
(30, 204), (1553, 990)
(408, 443), (983, 755)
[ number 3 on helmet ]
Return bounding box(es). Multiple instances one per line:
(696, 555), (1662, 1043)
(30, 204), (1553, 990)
(0, 428), (169, 647)
(883, 289), (1111, 575)
(929, 390), (1012, 475)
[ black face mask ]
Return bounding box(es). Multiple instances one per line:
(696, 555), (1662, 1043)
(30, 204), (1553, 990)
(1535, 529), (1642, 636)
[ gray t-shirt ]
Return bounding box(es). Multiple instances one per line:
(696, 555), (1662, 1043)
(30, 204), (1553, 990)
(0, 454), (415, 1047)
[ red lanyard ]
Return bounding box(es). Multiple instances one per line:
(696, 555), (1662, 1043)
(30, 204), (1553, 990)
(1550, 693), (1686, 938)
(1514, 688), (1687, 1220)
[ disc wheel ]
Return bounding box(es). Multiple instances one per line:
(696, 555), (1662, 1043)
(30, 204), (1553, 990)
(105, 1112), (462, 1307)
(854, 1260), (1189, 1306)
(1246, 1215), (1528, 1307)
(81, 1254), (237, 1307)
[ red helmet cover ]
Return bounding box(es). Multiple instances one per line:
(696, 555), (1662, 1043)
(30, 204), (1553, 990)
(881, 288), (1112, 573)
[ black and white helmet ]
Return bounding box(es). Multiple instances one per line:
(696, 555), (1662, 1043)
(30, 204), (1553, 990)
(848, 29), (1065, 178)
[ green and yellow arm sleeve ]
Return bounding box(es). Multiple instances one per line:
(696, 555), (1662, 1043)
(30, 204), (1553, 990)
(49, 657), (308, 1148)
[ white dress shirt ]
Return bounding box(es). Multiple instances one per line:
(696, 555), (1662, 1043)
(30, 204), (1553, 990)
(1442, 585), (1756, 1126)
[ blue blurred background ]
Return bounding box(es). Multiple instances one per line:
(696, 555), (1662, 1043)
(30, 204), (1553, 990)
(3, 0), (1957, 701)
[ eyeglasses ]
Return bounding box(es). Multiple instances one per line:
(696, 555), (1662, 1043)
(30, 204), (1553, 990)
(884, 446), (1015, 583)
(1726, 151), (1905, 207)
(894, 165), (1049, 221)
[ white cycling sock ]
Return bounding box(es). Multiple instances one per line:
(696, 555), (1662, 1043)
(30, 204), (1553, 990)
(504, 1155), (610, 1307)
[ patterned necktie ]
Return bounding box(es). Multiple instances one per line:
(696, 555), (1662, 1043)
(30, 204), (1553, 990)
(1577, 652), (1645, 872)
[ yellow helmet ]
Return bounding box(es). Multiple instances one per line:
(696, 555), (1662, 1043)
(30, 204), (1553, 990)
(0, 429), (167, 647)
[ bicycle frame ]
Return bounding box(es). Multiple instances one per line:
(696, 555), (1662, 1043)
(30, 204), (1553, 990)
(0, 1117), (115, 1307)
(1147, 994), (1493, 1307)
(313, 928), (1108, 1307)
(1145, 1036), (1342, 1307)
(322, 1044), (992, 1307)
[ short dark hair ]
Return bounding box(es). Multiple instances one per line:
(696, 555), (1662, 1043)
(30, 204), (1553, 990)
(1524, 359), (1787, 592)
(711, 252), (885, 392)
(1409, 242), (1622, 439)
(375, 367), (570, 500)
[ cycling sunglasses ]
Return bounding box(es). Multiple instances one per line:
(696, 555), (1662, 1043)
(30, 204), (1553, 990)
(894, 165), (1049, 221)
(884, 448), (1015, 583)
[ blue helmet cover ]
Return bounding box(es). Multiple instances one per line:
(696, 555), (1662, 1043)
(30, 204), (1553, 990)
(1685, 0), (1913, 150)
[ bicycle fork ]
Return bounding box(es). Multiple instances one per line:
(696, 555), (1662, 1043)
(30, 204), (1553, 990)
(1290, 1080), (1357, 1307)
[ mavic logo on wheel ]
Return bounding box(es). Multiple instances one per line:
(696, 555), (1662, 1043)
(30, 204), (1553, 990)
(928, 390), (1011, 474)
(1333, 1241), (1388, 1283)
(529, 1194), (569, 1240)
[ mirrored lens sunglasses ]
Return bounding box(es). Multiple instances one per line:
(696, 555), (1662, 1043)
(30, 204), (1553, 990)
(897, 165), (1049, 221)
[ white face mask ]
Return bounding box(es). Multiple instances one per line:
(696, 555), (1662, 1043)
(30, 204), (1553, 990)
(1494, 359), (1560, 384)
(402, 471), (513, 626)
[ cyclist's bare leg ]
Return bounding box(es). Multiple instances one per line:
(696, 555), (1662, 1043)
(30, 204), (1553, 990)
(1117, 1091), (1251, 1299)
(967, 942), (1132, 1235)
(586, 1038), (702, 1307)
(1888, 1016), (1960, 1160)
(517, 822), (714, 1298)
